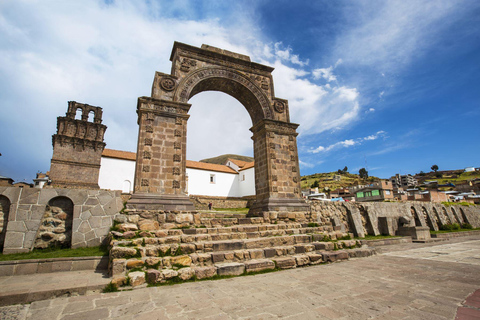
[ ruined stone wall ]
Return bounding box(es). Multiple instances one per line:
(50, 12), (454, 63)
(0, 186), (123, 254)
(308, 200), (480, 238)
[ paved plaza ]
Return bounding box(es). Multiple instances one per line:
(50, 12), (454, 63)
(1, 236), (480, 319)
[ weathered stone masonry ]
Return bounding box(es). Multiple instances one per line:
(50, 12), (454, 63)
(0, 186), (122, 254)
(127, 42), (308, 216)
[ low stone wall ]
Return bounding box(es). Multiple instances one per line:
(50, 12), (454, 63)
(0, 187), (123, 254)
(308, 201), (480, 239)
(189, 195), (256, 210)
(0, 256), (108, 276)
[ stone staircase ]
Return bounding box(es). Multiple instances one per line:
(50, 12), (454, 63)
(107, 212), (376, 288)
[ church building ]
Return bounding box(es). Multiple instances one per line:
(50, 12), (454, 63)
(98, 149), (255, 197)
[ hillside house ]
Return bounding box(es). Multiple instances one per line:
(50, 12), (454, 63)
(354, 180), (394, 202)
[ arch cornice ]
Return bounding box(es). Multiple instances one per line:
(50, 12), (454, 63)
(173, 67), (273, 123)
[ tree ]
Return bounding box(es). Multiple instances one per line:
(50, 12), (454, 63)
(343, 166), (348, 173)
(431, 164), (439, 173)
(311, 180), (319, 188)
(359, 168), (368, 179)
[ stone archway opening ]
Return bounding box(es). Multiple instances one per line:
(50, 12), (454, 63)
(127, 42), (308, 216)
(186, 91), (253, 162)
(34, 196), (74, 249)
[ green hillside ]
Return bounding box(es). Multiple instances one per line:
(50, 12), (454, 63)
(300, 172), (380, 191)
(200, 154), (254, 165)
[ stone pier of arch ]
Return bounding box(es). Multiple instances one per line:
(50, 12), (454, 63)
(126, 42), (308, 217)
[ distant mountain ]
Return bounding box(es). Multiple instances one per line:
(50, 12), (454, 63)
(200, 154), (254, 165)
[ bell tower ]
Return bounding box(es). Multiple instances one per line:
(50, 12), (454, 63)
(49, 101), (107, 189)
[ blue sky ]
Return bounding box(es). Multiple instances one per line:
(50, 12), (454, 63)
(1, 0), (479, 183)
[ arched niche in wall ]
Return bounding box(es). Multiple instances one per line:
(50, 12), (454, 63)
(34, 196), (74, 249)
(0, 195), (11, 251)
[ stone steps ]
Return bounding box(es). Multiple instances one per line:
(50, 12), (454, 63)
(114, 246), (376, 288)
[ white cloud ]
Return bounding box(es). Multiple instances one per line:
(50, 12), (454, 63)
(273, 42), (309, 67)
(308, 131), (386, 154)
(312, 67), (337, 82)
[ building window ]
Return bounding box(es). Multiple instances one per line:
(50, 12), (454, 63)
(385, 190), (391, 195)
(357, 192), (364, 198)
(242, 174), (245, 181)
(372, 190), (380, 196)
(210, 174), (216, 184)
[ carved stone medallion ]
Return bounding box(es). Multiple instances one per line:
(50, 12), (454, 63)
(160, 77), (176, 91)
(274, 100), (285, 113)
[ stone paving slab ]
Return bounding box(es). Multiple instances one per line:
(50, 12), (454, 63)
(0, 270), (110, 306)
(1, 235), (480, 319)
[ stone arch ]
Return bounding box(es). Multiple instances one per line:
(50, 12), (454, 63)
(459, 208), (469, 225)
(34, 196), (74, 249)
(433, 207), (444, 226)
(411, 206), (422, 226)
(127, 42), (308, 216)
(422, 206), (436, 230)
(442, 207), (452, 224)
(451, 207), (463, 224)
(0, 195), (11, 251)
(174, 67), (273, 125)
(359, 205), (375, 235)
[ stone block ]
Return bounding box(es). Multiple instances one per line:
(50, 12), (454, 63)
(294, 245), (306, 254)
(111, 259), (126, 276)
(244, 259), (275, 273)
(212, 241), (243, 251)
(129, 271), (146, 287)
(36, 262), (53, 273)
(322, 251), (349, 263)
(294, 234), (311, 243)
(313, 242), (334, 251)
(306, 253), (323, 265)
(110, 247), (137, 259)
(71, 259), (96, 271)
(216, 262), (245, 276)
(194, 266), (216, 279)
(171, 255), (192, 267)
(126, 259), (144, 269)
(52, 261), (72, 272)
(0, 264), (15, 276)
(295, 254), (310, 266)
(4, 232), (24, 249)
(139, 220), (159, 231)
(211, 252), (225, 263)
(161, 269), (178, 280)
(146, 269), (162, 284)
(118, 223), (138, 232)
(178, 267), (195, 280)
(14, 262), (38, 275)
(264, 248), (276, 258)
(248, 249), (264, 259)
(273, 257), (296, 269)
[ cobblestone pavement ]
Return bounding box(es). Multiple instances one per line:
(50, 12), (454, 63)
(1, 236), (479, 320)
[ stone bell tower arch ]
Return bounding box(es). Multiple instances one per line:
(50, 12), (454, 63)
(127, 42), (308, 216)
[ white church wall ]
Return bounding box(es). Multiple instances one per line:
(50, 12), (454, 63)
(98, 157), (135, 193)
(186, 168), (239, 197)
(238, 167), (255, 197)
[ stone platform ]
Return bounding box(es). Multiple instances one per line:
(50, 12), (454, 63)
(0, 234), (479, 319)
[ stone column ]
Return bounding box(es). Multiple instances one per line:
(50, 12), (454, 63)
(127, 97), (195, 211)
(248, 119), (308, 216)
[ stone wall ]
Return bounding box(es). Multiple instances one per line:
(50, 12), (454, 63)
(308, 201), (480, 238)
(0, 186), (123, 254)
(189, 195), (256, 210)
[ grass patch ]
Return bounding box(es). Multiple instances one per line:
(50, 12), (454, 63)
(0, 245), (108, 261)
(102, 282), (119, 293)
(442, 202), (477, 207)
(431, 228), (480, 234)
(307, 222), (319, 228)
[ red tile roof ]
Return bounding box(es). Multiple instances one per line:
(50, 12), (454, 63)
(186, 160), (237, 174)
(102, 149), (137, 161)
